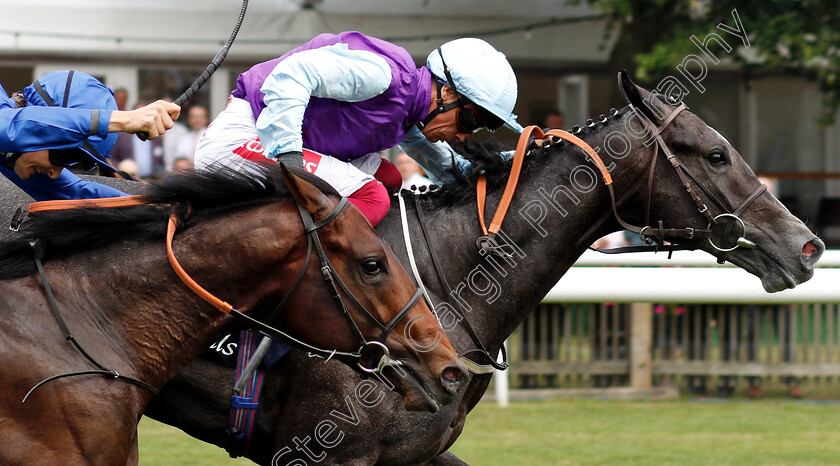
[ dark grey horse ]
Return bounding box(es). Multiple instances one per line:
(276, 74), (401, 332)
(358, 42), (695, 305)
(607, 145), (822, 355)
(1, 73), (823, 464)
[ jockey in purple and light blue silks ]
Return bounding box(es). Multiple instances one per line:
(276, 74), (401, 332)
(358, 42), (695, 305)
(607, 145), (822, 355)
(194, 31), (524, 404)
(195, 31), (523, 226)
(0, 70), (180, 201)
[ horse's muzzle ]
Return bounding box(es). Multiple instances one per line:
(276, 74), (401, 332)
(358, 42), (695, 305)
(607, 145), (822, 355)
(802, 237), (825, 269)
(440, 362), (468, 394)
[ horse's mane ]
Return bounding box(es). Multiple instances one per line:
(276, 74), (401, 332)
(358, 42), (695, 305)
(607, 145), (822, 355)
(417, 140), (513, 208)
(0, 162), (338, 279)
(416, 105), (635, 210)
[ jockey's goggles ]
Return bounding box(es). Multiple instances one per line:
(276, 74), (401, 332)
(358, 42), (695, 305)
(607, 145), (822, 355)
(465, 102), (504, 132)
(2, 152), (22, 168)
(418, 81), (504, 134)
(49, 147), (97, 171)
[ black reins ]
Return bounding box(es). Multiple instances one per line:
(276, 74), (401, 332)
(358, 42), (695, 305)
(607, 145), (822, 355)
(20, 194), (422, 402)
(411, 195), (508, 373)
(22, 239), (159, 403)
(593, 102), (767, 259)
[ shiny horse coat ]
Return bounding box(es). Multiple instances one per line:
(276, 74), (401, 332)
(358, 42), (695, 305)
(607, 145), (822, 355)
(0, 163), (464, 464)
(1, 72), (824, 464)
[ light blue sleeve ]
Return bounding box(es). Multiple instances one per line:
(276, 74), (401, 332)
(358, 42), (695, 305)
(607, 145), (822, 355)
(256, 44), (393, 159)
(399, 128), (517, 184)
(398, 126), (472, 184)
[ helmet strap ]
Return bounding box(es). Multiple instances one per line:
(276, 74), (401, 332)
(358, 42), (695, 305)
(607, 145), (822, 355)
(437, 47), (461, 94)
(417, 79), (462, 130)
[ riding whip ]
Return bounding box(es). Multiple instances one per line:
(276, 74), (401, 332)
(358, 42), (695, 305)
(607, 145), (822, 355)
(137, 0), (249, 141)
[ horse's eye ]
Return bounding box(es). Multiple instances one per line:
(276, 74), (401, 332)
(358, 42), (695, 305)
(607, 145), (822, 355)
(361, 258), (384, 275)
(707, 151), (727, 166)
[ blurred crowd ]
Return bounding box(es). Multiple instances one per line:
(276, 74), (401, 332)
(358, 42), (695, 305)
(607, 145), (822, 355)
(106, 88), (207, 181)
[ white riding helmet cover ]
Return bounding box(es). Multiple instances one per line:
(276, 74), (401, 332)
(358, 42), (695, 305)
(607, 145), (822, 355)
(426, 38), (523, 133)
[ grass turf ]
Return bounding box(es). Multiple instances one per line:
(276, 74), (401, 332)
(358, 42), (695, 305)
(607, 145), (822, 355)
(450, 398), (840, 465)
(138, 398), (840, 465)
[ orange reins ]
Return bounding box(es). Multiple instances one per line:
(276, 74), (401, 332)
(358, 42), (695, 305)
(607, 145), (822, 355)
(476, 125), (612, 236)
(23, 195), (234, 313)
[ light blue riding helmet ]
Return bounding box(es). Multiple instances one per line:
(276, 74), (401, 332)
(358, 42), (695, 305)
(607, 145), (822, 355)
(426, 38), (524, 134)
(24, 70), (118, 172)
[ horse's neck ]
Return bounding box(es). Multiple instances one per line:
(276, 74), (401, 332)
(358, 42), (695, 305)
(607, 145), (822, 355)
(381, 128), (646, 350)
(52, 215), (277, 388)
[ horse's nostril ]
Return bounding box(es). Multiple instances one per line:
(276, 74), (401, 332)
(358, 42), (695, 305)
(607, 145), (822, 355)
(441, 365), (465, 388)
(442, 367), (460, 383)
(801, 238), (825, 268)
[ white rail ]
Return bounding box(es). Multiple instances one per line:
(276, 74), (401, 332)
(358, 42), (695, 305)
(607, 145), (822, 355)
(573, 249), (840, 267)
(494, 249), (840, 405)
(545, 250), (840, 304)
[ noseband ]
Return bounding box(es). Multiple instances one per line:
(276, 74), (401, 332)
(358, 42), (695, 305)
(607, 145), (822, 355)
(624, 102), (766, 259)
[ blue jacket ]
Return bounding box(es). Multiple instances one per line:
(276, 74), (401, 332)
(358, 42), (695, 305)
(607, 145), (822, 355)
(0, 82), (125, 201)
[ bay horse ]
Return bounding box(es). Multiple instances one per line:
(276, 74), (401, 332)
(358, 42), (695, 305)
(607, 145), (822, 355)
(0, 72), (823, 464)
(0, 164), (465, 464)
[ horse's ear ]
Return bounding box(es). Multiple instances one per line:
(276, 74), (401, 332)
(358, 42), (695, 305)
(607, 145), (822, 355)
(617, 69), (665, 124)
(280, 163), (333, 219)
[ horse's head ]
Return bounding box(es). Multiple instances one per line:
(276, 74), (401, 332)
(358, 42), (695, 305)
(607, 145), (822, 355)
(615, 70), (823, 291)
(278, 166), (467, 412)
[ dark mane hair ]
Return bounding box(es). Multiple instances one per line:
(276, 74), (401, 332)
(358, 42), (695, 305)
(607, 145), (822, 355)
(416, 105), (633, 210)
(414, 140), (513, 208)
(0, 162), (338, 279)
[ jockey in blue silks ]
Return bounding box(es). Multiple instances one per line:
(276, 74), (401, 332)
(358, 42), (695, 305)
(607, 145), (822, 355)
(195, 31), (523, 227)
(0, 70), (180, 201)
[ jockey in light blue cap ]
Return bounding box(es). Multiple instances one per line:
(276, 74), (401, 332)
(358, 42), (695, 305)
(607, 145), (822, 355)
(421, 37), (524, 134)
(197, 32), (523, 193)
(0, 70), (180, 201)
(194, 31), (523, 372)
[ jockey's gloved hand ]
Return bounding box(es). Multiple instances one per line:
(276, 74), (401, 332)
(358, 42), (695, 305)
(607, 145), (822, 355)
(275, 151), (304, 167)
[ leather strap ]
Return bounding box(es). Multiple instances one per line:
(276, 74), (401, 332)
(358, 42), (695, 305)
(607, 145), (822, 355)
(476, 126), (613, 236)
(26, 195), (149, 213)
(23, 239), (159, 403)
(397, 193), (437, 316)
(166, 212), (234, 313)
(475, 125), (534, 236)
(25, 196), (237, 313)
(410, 193), (508, 373)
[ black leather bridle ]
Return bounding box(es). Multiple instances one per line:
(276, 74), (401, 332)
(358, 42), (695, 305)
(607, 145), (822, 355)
(233, 197), (424, 373)
(20, 194), (423, 403)
(600, 102), (767, 261)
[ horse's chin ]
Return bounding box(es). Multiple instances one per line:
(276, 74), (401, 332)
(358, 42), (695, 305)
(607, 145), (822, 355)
(758, 267), (805, 293)
(384, 364), (450, 413)
(721, 247), (815, 293)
